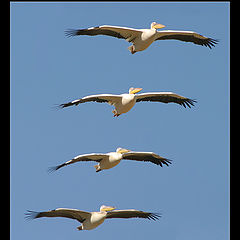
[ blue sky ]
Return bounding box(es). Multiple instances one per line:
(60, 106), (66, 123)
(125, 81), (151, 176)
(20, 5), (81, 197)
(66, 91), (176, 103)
(10, 2), (229, 240)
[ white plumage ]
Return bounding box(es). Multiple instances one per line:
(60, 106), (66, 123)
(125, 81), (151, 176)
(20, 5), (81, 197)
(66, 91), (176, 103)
(58, 87), (196, 117)
(65, 22), (218, 53)
(48, 147), (172, 173)
(25, 205), (161, 231)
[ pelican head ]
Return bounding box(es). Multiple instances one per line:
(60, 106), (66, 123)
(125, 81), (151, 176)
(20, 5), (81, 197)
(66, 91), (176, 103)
(151, 22), (165, 29)
(116, 147), (131, 154)
(100, 205), (116, 212)
(129, 87), (143, 94)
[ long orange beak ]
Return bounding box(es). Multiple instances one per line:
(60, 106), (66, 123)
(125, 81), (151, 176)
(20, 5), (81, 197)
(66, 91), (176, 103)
(101, 206), (116, 212)
(130, 88), (143, 94)
(153, 23), (165, 29)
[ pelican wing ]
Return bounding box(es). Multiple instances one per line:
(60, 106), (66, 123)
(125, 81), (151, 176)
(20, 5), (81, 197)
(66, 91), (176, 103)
(25, 208), (90, 223)
(136, 92), (196, 108)
(122, 151), (172, 167)
(155, 30), (218, 48)
(58, 94), (122, 109)
(106, 209), (161, 221)
(65, 25), (143, 42)
(48, 153), (109, 172)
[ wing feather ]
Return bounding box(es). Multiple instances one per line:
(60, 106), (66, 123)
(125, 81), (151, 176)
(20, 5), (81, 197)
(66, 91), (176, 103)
(65, 25), (142, 42)
(155, 30), (218, 48)
(122, 152), (172, 167)
(106, 209), (161, 221)
(136, 92), (196, 108)
(48, 153), (108, 172)
(58, 94), (122, 109)
(25, 208), (90, 223)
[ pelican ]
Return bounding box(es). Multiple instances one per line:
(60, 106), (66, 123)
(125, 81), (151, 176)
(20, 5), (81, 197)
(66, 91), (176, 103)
(65, 22), (218, 54)
(48, 147), (172, 173)
(25, 205), (161, 231)
(58, 87), (196, 117)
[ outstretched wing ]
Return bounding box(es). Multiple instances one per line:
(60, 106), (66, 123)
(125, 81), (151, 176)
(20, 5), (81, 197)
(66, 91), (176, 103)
(48, 153), (109, 172)
(136, 92), (196, 108)
(25, 208), (90, 223)
(155, 30), (218, 49)
(58, 94), (122, 109)
(122, 151), (172, 167)
(106, 209), (161, 221)
(65, 25), (143, 43)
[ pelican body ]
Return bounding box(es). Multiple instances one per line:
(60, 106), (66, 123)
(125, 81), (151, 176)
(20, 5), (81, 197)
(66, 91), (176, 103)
(111, 87), (142, 116)
(127, 22), (165, 53)
(65, 22), (218, 54)
(48, 147), (172, 173)
(80, 206), (109, 230)
(58, 87), (196, 117)
(97, 149), (123, 171)
(25, 205), (161, 231)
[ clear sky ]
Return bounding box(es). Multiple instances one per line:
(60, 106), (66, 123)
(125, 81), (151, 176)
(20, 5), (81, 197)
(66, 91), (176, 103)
(10, 2), (229, 240)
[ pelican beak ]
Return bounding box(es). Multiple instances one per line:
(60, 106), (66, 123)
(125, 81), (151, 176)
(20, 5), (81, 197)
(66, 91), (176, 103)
(117, 148), (131, 154)
(153, 23), (165, 29)
(121, 149), (131, 154)
(130, 88), (143, 94)
(102, 206), (116, 212)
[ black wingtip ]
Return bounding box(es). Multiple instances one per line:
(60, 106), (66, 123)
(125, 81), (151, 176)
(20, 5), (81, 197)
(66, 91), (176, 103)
(58, 103), (69, 109)
(204, 38), (219, 49)
(47, 163), (66, 173)
(190, 99), (197, 107)
(65, 29), (79, 38)
(58, 101), (78, 109)
(25, 210), (39, 220)
(47, 166), (58, 174)
(161, 158), (172, 167)
(156, 158), (172, 167)
(148, 212), (161, 221)
(57, 103), (70, 109)
(51, 104), (65, 111)
(51, 103), (69, 110)
(181, 98), (197, 108)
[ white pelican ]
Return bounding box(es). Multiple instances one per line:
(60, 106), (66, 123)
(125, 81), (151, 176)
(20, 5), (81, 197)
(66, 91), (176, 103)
(25, 205), (161, 231)
(65, 22), (218, 54)
(48, 147), (172, 173)
(58, 87), (196, 117)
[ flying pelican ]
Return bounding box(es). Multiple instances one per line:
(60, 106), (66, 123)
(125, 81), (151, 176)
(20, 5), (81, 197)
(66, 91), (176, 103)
(25, 205), (161, 231)
(48, 147), (172, 173)
(65, 22), (218, 54)
(58, 87), (196, 117)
